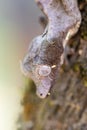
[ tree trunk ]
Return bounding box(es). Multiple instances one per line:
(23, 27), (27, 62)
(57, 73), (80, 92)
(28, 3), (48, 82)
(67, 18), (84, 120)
(18, 1), (87, 130)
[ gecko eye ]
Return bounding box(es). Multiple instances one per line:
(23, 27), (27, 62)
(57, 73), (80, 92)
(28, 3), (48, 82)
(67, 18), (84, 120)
(37, 65), (51, 77)
(40, 93), (43, 96)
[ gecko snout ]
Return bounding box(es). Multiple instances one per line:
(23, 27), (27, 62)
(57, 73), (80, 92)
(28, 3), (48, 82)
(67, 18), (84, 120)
(36, 76), (52, 98)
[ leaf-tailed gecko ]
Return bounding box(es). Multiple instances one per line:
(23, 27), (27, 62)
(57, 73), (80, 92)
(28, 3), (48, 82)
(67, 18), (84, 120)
(21, 0), (81, 98)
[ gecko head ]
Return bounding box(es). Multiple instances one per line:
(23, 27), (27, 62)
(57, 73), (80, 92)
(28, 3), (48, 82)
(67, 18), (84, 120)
(21, 59), (52, 98)
(21, 60), (57, 98)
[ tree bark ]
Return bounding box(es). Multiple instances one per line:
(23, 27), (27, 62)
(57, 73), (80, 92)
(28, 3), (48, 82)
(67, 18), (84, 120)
(19, 1), (87, 130)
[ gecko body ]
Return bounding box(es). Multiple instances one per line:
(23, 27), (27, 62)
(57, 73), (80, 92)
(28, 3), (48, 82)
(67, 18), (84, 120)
(21, 0), (81, 98)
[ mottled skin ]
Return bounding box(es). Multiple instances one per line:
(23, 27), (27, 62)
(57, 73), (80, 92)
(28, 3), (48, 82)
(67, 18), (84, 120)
(21, 35), (62, 98)
(21, 0), (81, 98)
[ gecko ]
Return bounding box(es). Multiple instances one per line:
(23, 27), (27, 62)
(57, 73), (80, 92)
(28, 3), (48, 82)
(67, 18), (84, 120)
(21, 0), (81, 99)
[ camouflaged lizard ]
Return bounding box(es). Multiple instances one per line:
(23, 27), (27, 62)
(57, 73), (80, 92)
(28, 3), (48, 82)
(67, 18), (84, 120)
(21, 0), (81, 98)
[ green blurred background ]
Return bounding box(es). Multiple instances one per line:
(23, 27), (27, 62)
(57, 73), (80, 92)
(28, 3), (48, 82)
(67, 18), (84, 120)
(0, 1), (42, 130)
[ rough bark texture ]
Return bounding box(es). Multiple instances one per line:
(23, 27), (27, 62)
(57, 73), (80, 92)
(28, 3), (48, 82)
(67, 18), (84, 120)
(17, 0), (87, 130)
